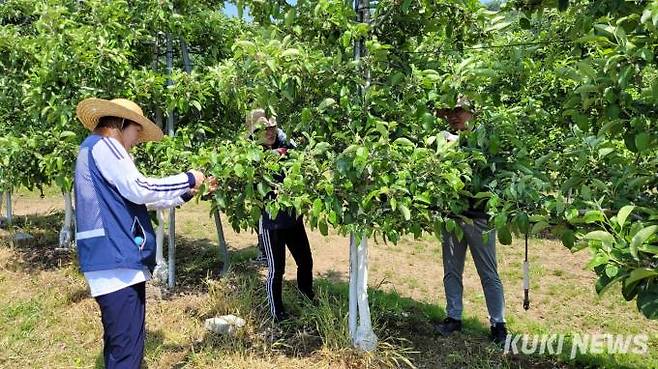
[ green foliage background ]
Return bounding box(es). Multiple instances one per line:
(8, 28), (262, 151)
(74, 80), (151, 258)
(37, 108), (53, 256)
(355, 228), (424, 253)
(1, 0), (658, 318)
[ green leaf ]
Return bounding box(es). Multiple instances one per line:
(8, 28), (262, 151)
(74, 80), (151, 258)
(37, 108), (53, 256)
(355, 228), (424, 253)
(301, 108), (312, 124)
(399, 204), (411, 221)
(596, 272), (624, 295)
(486, 20), (512, 33)
(638, 244), (658, 255)
(622, 278), (641, 301)
(624, 134), (638, 152)
(583, 230), (615, 243)
(630, 225), (658, 253)
(531, 221), (549, 236)
(638, 48), (654, 62)
(497, 225), (512, 245)
(281, 48), (300, 58)
(598, 147), (614, 158)
(318, 98), (336, 111)
(446, 218), (456, 233)
(641, 9), (652, 24)
(414, 192), (430, 205)
(584, 210), (604, 223)
(433, 220), (443, 241)
(257, 182), (267, 197)
(312, 198), (323, 217)
(516, 213), (530, 234)
(328, 211), (337, 224)
(637, 283), (658, 319)
(393, 137), (414, 147)
(318, 218), (328, 236)
(234, 40), (256, 51)
(587, 253), (610, 269)
(605, 264), (619, 278)
(284, 8), (296, 26)
(233, 163), (245, 178)
(626, 268), (658, 286)
(519, 17), (531, 29)
(617, 205), (635, 229)
(401, 0), (413, 13)
(312, 142), (331, 155)
(635, 132), (651, 152)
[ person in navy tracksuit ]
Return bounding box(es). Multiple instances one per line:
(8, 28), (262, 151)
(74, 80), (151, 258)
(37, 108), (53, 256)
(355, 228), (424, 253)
(74, 98), (215, 369)
(247, 109), (314, 322)
(253, 127), (295, 266)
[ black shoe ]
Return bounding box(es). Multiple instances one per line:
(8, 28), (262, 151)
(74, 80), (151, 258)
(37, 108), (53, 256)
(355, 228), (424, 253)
(310, 296), (320, 307)
(434, 317), (462, 336)
(490, 322), (507, 344)
(301, 290), (316, 303)
(273, 311), (290, 323)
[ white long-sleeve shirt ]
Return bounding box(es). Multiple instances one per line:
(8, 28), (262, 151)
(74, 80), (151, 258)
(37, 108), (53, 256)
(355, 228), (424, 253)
(84, 136), (195, 297)
(92, 136), (194, 208)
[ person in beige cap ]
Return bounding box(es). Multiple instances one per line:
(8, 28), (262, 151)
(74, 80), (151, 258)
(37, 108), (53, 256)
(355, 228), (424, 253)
(246, 108), (314, 322)
(74, 98), (215, 369)
(247, 109), (292, 265)
(246, 108), (289, 150)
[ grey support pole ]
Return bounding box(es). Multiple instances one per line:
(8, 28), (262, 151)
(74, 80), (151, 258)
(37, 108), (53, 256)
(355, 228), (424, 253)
(150, 34), (169, 284)
(347, 0), (377, 352)
(180, 36), (230, 276)
(153, 33), (164, 130)
(5, 190), (12, 225)
(166, 32), (177, 288)
(0, 191), (4, 227)
(166, 33), (175, 137)
(213, 209), (229, 276)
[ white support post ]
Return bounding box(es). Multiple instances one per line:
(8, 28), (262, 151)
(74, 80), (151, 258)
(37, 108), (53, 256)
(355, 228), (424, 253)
(349, 233), (378, 351)
(167, 208), (176, 288)
(4, 190), (33, 242)
(349, 234), (359, 338)
(153, 209), (168, 284)
(58, 191), (75, 249)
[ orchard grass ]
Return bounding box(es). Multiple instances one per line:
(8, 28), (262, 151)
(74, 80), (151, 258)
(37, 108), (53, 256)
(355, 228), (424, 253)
(0, 189), (657, 368)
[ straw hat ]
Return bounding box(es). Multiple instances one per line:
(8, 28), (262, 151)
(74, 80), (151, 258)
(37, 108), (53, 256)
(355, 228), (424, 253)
(246, 108), (277, 137)
(76, 98), (164, 142)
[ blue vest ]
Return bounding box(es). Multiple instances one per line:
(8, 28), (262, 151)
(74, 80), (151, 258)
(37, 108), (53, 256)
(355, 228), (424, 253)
(74, 135), (156, 272)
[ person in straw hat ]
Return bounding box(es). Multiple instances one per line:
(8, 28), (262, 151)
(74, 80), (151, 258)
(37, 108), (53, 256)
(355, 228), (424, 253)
(247, 108), (314, 323)
(74, 98), (216, 369)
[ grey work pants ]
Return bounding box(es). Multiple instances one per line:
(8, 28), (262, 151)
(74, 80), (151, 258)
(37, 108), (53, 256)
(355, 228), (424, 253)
(442, 218), (505, 325)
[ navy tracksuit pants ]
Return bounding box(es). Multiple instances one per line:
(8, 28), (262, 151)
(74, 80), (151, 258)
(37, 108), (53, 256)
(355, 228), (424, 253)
(260, 219), (314, 318)
(95, 282), (146, 369)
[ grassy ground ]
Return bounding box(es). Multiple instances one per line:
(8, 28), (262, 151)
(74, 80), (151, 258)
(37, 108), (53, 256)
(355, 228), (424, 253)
(1, 189), (657, 368)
